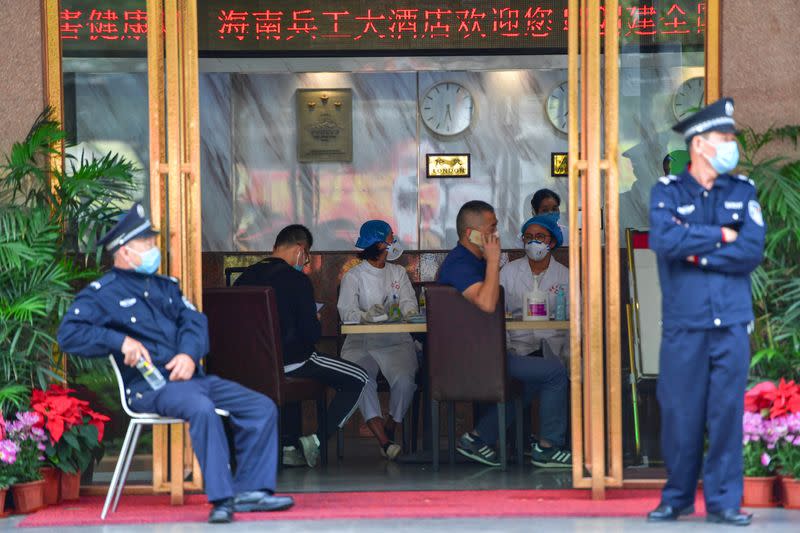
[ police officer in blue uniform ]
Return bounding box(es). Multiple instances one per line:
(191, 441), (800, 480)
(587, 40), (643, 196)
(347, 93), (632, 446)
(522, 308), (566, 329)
(57, 204), (294, 524)
(646, 99), (765, 526)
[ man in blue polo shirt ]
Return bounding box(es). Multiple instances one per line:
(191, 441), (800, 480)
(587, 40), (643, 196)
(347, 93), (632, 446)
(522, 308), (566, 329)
(438, 200), (571, 468)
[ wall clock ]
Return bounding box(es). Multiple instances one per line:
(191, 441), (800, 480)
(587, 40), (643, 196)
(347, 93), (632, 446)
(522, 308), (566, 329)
(420, 82), (474, 136)
(673, 76), (705, 121)
(546, 81), (570, 134)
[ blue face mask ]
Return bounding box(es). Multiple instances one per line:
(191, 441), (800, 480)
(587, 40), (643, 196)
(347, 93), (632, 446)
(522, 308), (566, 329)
(702, 138), (740, 174)
(128, 246), (161, 275)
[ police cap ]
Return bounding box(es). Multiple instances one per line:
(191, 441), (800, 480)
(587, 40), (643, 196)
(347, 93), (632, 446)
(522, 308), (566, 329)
(672, 97), (738, 141)
(97, 203), (159, 252)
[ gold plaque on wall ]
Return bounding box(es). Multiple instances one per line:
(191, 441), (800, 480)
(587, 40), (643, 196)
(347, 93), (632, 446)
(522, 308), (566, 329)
(297, 88), (353, 163)
(426, 153), (470, 178)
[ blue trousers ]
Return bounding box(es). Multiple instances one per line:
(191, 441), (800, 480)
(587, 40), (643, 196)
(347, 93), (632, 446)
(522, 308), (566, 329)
(658, 324), (750, 513)
(130, 375), (278, 502)
(475, 353), (568, 447)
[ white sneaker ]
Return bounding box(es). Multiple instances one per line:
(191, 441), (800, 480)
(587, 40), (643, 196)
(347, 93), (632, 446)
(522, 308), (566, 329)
(298, 434), (321, 467)
(381, 441), (402, 460)
(282, 445), (307, 467)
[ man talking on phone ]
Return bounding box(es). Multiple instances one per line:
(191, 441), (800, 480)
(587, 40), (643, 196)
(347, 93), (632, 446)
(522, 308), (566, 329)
(437, 201), (570, 468)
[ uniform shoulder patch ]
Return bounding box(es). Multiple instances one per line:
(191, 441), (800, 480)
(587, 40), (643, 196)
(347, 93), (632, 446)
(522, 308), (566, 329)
(735, 174), (756, 187)
(658, 175), (678, 186)
(155, 274), (180, 284)
(89, 272), (116, 291)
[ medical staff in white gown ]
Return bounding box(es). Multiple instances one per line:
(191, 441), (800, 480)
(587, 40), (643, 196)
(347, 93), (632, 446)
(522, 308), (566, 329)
(501, 214), (570, 365)
(337, 220), (418, 459)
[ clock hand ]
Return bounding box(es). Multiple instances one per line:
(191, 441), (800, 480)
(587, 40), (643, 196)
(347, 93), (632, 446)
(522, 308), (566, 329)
(445, 104), (452, 123)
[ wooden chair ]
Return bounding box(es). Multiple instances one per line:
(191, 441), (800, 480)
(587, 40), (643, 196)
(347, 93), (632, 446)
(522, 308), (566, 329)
(203, 286), (330, 466)
(426, 284), (524, 471)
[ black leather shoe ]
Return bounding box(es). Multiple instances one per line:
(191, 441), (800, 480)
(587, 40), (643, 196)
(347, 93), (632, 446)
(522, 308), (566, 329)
(706, 509), (752, 526)
(234, 490), (295, 512)
(647, 503), (695, 521)
(208, 499), (234, 524)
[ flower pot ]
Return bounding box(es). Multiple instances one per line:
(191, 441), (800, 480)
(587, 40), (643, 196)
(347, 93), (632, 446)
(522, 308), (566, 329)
(742, 476), (778, 507)
(11, 480), (45, 514)
(0, 488), (8, 516)
(60, 471), (81, 501)
(781, 477), (800, 509)
(40, 467), (61, 506)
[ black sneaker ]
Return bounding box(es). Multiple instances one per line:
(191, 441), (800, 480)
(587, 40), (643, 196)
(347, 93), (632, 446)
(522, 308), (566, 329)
(531, 443), (572, 468)
(524, 435), (540, 457)
(456, 432), (501, 467)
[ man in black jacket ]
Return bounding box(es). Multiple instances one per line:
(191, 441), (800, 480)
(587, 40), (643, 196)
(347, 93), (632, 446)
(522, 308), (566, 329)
(234, 225), (368, 467)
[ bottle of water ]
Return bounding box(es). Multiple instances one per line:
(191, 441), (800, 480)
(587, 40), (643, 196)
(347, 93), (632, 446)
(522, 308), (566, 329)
(555, 286), (567, 321)
(136, 357), (166, 390)
(418, 286), (427, 316)
(389, 292), (402, 321)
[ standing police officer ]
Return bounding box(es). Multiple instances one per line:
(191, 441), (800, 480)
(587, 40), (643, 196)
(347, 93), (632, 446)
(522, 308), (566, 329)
(57, 203), (294, 524)
(646, 98), (765, 526)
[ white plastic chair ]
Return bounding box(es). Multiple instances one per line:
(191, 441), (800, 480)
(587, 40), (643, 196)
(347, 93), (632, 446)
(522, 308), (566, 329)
(102, 355), (229, 519)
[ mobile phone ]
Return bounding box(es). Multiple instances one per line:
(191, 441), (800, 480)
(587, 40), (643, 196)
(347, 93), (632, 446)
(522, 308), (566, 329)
(468, 230), (484, 247)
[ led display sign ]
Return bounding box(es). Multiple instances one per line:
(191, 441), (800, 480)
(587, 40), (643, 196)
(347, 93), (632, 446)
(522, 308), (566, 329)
(60, 1), (706, 55)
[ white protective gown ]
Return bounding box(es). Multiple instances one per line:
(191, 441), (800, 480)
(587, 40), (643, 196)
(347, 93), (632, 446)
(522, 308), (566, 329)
(338, 261), (419, 423)
(500, 256), (570, 364)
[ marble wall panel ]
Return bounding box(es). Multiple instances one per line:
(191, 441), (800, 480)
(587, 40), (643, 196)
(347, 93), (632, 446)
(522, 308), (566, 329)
(200, 73), (235, 250)
(229, 72), (419, 252)
(70, 72), (150, 208)
(418, 70), (570, 249)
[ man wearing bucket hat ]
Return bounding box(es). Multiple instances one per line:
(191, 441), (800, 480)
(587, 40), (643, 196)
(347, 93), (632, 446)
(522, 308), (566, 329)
(57, 203), (295, 523)
(337, 220), (418, 460)
(647, 98), (765, 526)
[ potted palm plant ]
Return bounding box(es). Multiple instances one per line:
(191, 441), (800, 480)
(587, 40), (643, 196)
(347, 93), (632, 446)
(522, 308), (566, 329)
(0, 107), (137, 392)
(1, 108), (136, 506)
(739, 126), (800, 385)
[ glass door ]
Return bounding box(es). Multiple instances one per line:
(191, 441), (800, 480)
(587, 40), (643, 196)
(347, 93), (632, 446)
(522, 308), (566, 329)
(567, 0), (719, 498)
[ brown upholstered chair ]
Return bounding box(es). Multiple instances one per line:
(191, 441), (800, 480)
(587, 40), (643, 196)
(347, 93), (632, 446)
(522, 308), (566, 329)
(203, 286), (330, 466)
(426, 284), (523, 471)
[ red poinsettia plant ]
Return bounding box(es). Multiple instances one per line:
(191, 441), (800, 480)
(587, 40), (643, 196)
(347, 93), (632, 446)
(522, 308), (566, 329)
(743, 379), (800, 479)
(745, 379), (800, 419)
(30, 385), (110, 474)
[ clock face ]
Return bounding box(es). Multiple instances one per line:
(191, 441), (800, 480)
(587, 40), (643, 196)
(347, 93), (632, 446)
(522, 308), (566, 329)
(546, 81), (569, 134)
(673, 76), (705, 121)
(420, 82), (474, 136)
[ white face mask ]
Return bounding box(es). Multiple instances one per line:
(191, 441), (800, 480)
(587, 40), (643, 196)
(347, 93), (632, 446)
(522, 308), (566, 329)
(386, 240), (404, 261)
(525, 240), (550, 261)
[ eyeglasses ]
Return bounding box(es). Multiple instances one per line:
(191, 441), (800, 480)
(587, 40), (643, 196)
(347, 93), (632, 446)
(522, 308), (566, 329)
(522, 233), (550, 244)
(298, 246), (311, 266)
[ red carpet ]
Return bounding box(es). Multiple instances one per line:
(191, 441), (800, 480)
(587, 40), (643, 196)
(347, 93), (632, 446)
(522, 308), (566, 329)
(17, 489), (703, 527)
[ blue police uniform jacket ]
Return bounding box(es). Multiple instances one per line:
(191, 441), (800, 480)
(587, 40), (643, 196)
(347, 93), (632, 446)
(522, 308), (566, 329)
(57, 268), (209, 394)
(648, 169), (766, 330)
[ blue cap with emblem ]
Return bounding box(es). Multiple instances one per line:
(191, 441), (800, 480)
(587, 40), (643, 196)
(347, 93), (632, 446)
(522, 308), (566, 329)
(672, 97), (738, 142)
(97, 203), (160, 252)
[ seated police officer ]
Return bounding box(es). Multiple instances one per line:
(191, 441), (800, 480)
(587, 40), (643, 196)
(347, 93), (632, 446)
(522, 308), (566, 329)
(57, 203), (294, 524)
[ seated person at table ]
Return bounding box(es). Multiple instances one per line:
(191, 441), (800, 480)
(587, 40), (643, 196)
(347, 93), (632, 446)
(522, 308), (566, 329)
(438, 200), (571, 468)
(501, 214), (570, 365)
(57, 203), (294, 524)
(337, 220), (419, 460)
(530, 188), (568, 246)
(234, 224), (368, 468)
